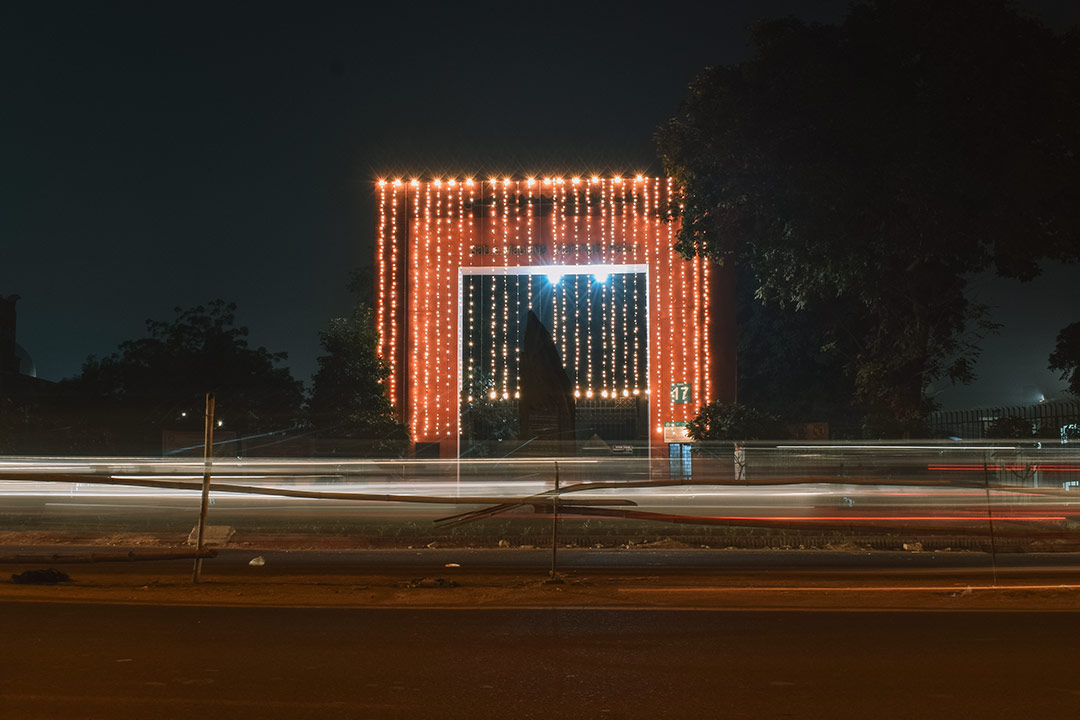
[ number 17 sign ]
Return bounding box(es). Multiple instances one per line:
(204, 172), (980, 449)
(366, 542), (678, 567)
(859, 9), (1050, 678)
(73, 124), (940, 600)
(670, 382), (692, 405)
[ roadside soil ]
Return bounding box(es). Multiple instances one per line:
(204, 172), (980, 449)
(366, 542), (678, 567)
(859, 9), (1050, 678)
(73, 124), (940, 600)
(3, 538), (1079, 611)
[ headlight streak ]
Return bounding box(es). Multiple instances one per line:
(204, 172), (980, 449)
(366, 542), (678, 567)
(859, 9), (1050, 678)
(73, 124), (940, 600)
(2, 451), (1079, 535)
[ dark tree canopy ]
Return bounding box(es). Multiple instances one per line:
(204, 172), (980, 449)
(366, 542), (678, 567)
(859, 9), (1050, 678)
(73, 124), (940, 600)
(307, 302), (408, 456)
(687, 402), (785, 442)
(1049, 321), (1080, 396)
(62, 300), (304, 453)
(657, 0), (1080, 434)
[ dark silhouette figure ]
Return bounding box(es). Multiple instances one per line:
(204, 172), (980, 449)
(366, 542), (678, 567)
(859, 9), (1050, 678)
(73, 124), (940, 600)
(519, 310), (575, 454)
(0, 294), (19, 376)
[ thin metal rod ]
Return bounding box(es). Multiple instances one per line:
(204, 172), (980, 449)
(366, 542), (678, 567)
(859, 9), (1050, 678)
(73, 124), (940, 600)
(549, 461), (560, 581)
(982, 452), (998, 587)
(192, 392), (215, 583)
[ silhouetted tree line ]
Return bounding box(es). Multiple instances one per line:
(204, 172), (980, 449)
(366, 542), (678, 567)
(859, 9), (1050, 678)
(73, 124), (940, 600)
(1, 279), (407, 456)
(659, 0), (1079, 438)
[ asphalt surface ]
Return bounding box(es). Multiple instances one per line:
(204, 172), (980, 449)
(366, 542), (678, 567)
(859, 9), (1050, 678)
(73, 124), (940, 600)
(4, 603), (1080, 719)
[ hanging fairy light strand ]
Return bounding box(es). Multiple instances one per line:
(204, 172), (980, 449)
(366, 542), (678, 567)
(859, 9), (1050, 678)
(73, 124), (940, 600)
(387, 182), (398, 406)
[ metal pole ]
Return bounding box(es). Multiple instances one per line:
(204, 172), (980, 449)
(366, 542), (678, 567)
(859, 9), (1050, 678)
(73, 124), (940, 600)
(547, 461), (563, 583)
(982, 451), (998, 587)
(192, 392), (215, 583)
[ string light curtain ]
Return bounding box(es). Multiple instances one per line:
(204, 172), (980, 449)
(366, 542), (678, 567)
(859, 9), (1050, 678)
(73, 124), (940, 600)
(376, 176), (718, 455)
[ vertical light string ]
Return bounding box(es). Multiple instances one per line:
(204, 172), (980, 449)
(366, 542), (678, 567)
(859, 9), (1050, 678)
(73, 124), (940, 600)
(468, 267), (475, 399)
(501, 178), (510, 400)
(619, 178), (628, 396)
(436, 180), (445, 435)
(456, 179), (465, 426)
(515, 180), (525, 400)
(489, 180), (498, 399)
(573, 273), (581, 395)
(631, 179), (640, 395)
(423, 181), (433, 437)
(610, 178), (619, 397)
(599, 178), (607, 397)
(703, 260), (711, 405)
(410, 181), (419, 437)
(377, 182), (386, 361)
(585, 181), (593, 398)
(561, 262), (570, 371)
(652, 177), (662, 435)
(670, 177), (686, 422)
(559, 191), (568, 370)
(693, 247), (702, 418)
(570, 179), (581, 395)
(389, 182), (400, 410)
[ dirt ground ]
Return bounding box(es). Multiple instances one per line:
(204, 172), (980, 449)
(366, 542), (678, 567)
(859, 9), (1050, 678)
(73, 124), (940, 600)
(3, 537), (1080, 612)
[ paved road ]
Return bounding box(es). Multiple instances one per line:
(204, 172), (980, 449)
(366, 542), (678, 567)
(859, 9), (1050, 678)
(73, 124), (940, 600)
(3, 602), (1079, 719)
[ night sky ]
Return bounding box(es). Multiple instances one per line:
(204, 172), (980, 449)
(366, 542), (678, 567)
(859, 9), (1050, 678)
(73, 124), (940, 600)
(3, 1), (1077, 411)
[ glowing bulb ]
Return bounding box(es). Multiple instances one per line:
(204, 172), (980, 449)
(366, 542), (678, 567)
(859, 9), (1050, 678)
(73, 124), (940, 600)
(547, 271), (562, 285)
(490, 391), (497, 399)
(613, 176), (622, 183)
(593, 271), (609, 284)
(633, 388), (640, 395)
(591, 176), (599, 184)
(465, 178), (474, 186)
(622, 389), (629, 397)
(503, 177), (511, 186)
(489, 177), (498, 184)
(586, 389), (594, 398)
(543, 177), (552, 185)
(635, 175), (644, 182)
(527, 178), (535, 186)
(574, 390), (581, 398)
(502, 391), (509, 399)
(411, 178), (419, 187)
(514, 391), (520, 399)
(448, 178), (456, 187)
(434, 179), (442, 187)
(601, 390), (608, 398)
(378, 179), (386, 187)
(393, 179), (402, 186)
(572, 177), (580, 184)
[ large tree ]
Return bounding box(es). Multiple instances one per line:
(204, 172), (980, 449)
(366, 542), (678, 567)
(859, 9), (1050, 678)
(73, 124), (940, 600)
(1049, 321), (1080, 397)
(307, 273), (408, 456)
(657, 0), (1079, 434)
(60, 300), (304, 454)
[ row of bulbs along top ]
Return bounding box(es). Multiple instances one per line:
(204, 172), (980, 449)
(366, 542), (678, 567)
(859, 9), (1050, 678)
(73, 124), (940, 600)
(378, 176), (656, 188)
(473, 388), (649, 402)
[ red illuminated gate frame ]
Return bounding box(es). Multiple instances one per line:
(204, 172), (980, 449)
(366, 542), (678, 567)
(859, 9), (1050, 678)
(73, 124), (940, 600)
(375, 177), (736, 458)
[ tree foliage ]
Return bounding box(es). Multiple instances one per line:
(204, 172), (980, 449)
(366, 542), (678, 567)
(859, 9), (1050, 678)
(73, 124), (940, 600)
(687, 402), (786, 442)
(1049, 321), (1080, 396)
(984, 416), (1035, 439)
(459, 372), (519, 457)
(733, 264), (858, 430)
(657, 0), (1080, 434)
(307, 294), (408, 456)
(61, 300), (304, 453)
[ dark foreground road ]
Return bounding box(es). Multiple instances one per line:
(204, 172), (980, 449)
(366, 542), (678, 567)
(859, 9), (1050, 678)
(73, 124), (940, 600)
(3, 603), (1080, 720)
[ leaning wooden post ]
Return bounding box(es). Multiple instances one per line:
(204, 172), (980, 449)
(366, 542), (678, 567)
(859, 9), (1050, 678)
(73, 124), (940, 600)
(547, 461), (563, 584)
(192, 392), (215, 583)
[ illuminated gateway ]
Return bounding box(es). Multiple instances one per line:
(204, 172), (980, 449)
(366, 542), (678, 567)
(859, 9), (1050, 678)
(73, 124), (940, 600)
(375, 176), (735, 457)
